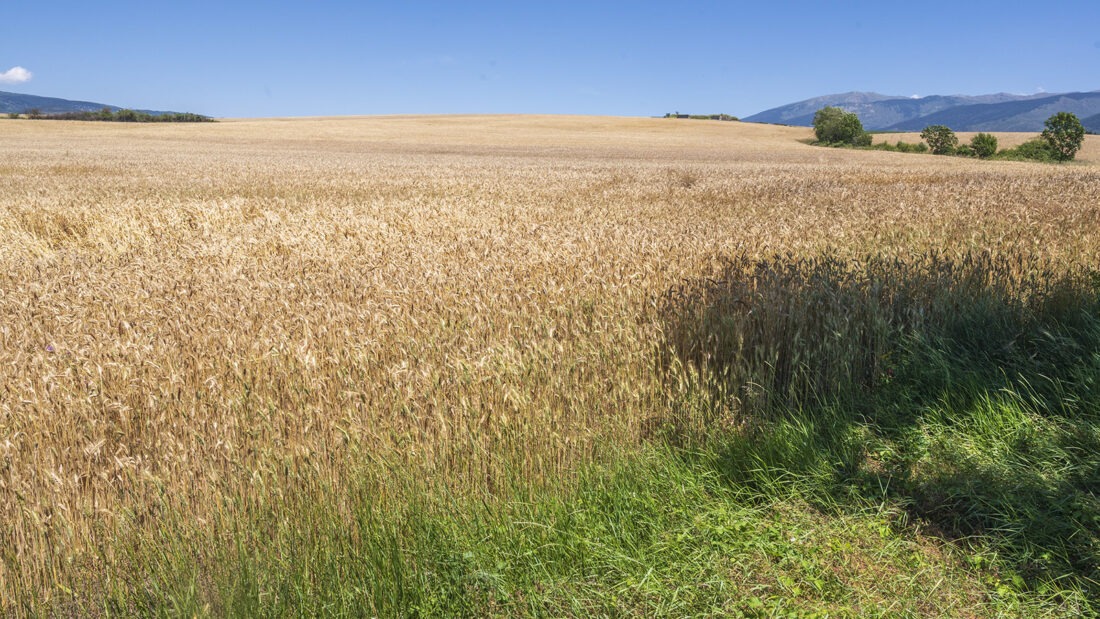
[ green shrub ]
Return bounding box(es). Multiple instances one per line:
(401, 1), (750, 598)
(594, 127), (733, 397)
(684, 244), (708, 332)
(920, 125), (958, 155)
(1041, 112), (1086, 161)
(954, 144), (976, 157)
(892, 141), (928, 153)
(970, 133), (998, 159)
(995, 138), (1059, 162)
(813, 106), (870, 146)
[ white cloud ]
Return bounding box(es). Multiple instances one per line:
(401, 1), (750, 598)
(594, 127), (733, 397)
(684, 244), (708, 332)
(0, 66), (32, 84)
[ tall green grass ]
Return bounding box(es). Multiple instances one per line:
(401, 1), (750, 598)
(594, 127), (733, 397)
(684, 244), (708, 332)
(44, 443), (1014, 617)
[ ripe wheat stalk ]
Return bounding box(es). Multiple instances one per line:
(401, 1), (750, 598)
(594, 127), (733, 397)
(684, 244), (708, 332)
(0, 116), (1096, 605)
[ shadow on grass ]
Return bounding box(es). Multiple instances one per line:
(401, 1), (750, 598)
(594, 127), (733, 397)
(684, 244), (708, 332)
(658, 250), (1100, 597)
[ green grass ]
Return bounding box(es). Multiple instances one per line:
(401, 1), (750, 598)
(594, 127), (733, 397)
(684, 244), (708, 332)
(43, 444), (1006, 617)
(25, 251), (1100, 616)
(56, 400), (1092, 617)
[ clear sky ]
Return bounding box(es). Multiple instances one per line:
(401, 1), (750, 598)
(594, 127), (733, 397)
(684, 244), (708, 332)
(2, 1), (1098, 118)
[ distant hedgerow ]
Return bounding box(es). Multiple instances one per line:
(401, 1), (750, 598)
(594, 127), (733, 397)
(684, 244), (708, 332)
(31, 107), (214, 123)
(994, 138), (1059, 163)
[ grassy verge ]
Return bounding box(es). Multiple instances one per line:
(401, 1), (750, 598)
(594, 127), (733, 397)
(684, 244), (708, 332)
(29, 443), (1024, 617)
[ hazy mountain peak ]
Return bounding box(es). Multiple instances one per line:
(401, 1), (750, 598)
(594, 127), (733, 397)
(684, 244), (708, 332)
(0, 90), (172, 116)
(743, 90), (1100, 132)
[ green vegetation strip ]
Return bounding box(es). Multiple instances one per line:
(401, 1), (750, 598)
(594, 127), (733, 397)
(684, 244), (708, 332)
(12, 108), (212, 122)
(812, 107), (1088, 162)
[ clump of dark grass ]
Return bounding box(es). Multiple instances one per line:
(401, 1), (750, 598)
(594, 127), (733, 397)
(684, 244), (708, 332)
(660, 250), (1100, 414)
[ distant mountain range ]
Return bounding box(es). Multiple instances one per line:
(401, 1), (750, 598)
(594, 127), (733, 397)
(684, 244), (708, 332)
(744, 91), (1100, 132)
(0, 90), (170, 115)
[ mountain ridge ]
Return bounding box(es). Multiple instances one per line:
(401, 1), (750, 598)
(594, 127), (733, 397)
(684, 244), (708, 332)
(0, 90), (172, 116)
(1083, 113), (1100, 133)
(744, 90), (1100, 132)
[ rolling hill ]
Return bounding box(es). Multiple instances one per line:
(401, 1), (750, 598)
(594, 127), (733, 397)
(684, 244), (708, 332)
(745, 90), (1100, 132)
(883, 92), (1100, 131)
(0, 90), (123, 115)
(1077, 112), (1100, 133)
(0, 90), (174, 116)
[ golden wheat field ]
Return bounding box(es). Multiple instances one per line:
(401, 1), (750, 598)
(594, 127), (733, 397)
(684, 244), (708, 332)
(1, 115), (1098, 604)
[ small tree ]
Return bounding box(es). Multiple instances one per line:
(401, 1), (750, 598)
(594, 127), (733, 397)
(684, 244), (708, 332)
(26, 107), (42, 119)
(970, 133), (998, 159)
(1041, 112), (1085, 161)
(813, 106), (869, 146)
(920, 125), (958, 155)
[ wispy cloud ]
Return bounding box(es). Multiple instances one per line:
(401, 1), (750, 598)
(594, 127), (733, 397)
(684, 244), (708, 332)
(0, 66), (33, 84)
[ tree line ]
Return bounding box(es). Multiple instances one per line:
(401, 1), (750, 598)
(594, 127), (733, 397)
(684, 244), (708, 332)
(812, 107), (1086, 162)
(8, 107), (213, 122)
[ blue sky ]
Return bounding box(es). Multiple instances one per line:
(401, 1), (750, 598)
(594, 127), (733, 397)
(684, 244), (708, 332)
(2, 1), (1098, 118)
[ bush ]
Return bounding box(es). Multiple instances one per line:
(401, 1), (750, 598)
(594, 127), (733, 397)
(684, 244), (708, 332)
(994, 138), (1059, 163)
(893, 141), (929, 154)
(920, 125), (958, 155)
(1041, 112), (1085, 161)
(870, 140), (923, 153)
(813, 106), (870, 146)
(954, 144), (976, 158)
(970, 133), (998, 159)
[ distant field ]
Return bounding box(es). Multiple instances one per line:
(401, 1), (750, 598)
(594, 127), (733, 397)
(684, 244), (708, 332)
(2, 116), (1098, 615)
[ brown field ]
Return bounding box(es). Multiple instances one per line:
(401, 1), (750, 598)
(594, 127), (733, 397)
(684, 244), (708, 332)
(1, 115), (1098, 605)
